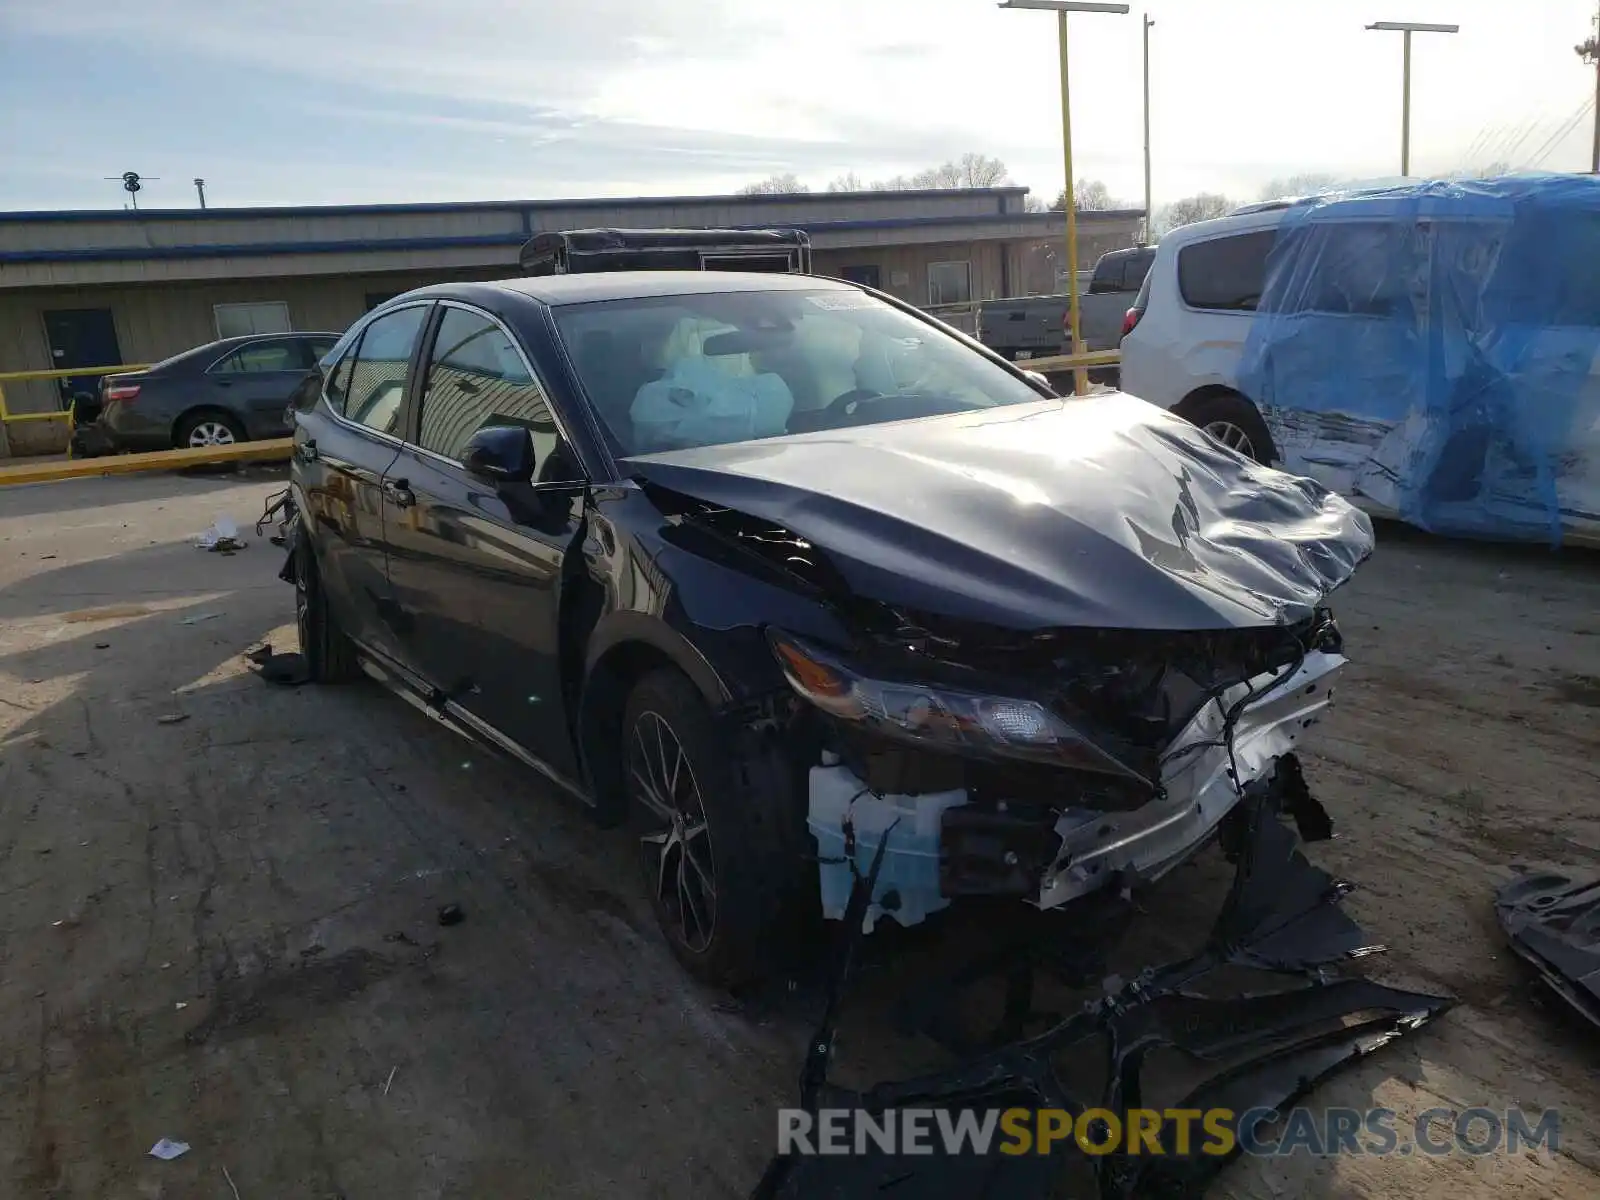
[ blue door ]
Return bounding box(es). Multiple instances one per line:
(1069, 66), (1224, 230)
(43, 309), (123, 408)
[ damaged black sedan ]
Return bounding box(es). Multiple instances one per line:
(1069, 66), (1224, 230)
(284, 268), (1374, 987)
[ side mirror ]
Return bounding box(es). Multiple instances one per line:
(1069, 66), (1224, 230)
(1023, 369), (1055, 393)
(462, 425), (535, 484)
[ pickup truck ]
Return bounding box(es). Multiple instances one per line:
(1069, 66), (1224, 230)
(977, 245), (1156, 363)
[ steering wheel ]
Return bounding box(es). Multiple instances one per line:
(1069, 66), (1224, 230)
(786, 388), (883, 434)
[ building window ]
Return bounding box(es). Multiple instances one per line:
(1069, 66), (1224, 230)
(928, 261), (972, 306)
(839, 265), (882, 289)
(214, 301), (291, 339)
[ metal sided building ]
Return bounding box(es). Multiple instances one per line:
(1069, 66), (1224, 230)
(0, 187), (1141, 454)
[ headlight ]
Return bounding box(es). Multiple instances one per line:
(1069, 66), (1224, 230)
(768, 630), (1143, 781)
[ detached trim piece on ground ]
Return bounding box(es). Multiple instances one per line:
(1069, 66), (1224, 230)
(1496, 867), (1600, 1029)
(754, 789), (1455, 1199)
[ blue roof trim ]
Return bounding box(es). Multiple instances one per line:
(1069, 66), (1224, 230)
(0, 186), (1034, 224)
(0, 210), (1142, 266)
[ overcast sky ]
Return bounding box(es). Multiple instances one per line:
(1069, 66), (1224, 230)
(2, 0), (1597, 212)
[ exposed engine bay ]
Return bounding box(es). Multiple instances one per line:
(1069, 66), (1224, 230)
(772, 606), (1347, 930)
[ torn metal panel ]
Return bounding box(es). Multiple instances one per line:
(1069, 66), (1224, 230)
(627, 395), (1374, 632)
(1495, 867), (1600, 1029)
(1038, 648), (1345, 909)
(755, 796), (1453, 1200)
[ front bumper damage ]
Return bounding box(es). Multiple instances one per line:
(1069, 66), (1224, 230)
(755, 791), (1454, 1199)
(810, 647), (1347, 929)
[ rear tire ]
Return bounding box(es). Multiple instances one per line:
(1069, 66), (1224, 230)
(622, 668), (799, 988)
(294, 530), (362, 684)
(175, 409), (247, 450)
(1179, 391), (1274, 464)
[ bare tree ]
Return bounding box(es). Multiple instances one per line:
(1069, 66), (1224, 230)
(908, 153), (1012, 190)
(1258, 173), (1341, 201)
(826, 172), (866, 193)
(1050, 178), (1117, 210)
(738, 173), (810, 196)
(1154, 193), (1235, 234)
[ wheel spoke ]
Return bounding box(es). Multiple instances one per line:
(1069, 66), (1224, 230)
(682, 839), (714, 894)
(678, 858), (710, 944)
(630, 768), (673, 821)
(652, 829), (679, 901)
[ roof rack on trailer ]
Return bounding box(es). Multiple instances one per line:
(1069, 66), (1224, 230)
(518, 227), (813, 276)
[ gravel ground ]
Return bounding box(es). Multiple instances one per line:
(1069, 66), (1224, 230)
(1, 468), (1598, 1199)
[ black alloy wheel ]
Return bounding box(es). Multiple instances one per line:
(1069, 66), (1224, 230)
(628, 707), (719, 955)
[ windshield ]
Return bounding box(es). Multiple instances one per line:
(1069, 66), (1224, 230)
(551, 287), (1049, 457)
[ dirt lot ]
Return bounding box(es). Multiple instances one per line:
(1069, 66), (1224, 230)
(1, 467), (1599, 1199)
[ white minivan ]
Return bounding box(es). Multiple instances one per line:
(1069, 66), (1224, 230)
(1118, 205), (1289, 463)
(1119, 186), (1600, 546)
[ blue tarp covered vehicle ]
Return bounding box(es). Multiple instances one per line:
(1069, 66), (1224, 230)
(1236, 175), (1600, 547)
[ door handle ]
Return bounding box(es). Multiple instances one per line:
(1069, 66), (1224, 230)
(384, 478), (416, 508)
(296, 438), (319, 464)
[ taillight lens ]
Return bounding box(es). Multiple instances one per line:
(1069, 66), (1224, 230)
(104, 383), (141, 402)
(1120, 307), (1142, 339)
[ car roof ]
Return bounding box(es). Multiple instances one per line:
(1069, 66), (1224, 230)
(402, 270), (855, 308)
(151, 330), (342, 371)
(1157, 207), (1288, 250)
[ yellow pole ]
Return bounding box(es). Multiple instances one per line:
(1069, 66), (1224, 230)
(1058, 10), (1086, 396)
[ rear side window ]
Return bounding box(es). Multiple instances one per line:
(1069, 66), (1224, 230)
(1090, 256), (1124, 292)
(1177, 230), (1276, 311)
(1126, 250), (1155, 291)
(306, 336), (339, 361)
(211, 339), (302, 374)
(415, 307), (561, 464)
(341, 306), (427, 436)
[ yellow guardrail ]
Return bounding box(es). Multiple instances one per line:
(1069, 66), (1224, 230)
(0, 362), (294, 486)
(0, 438), (292, 487)
(0, 363), (152, 449)
(1017, 349), (1122, 373)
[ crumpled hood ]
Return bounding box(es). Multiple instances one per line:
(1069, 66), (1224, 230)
(626, 395), (1375, 630)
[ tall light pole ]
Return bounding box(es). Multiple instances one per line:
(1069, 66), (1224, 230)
(1366, 21), (1459, 176)
(1000, 0), (1130, 396)
(1142, 13), (1154, 244)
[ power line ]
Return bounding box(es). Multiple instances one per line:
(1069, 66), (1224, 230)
(1524, 94), (1596, 169)
(1496, 114), (1551, 166)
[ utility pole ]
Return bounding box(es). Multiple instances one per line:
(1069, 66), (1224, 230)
(1578, 4), (1600, 173)
(1142, 13), (1153, 243)
(194, 178), (208, 209)
(106, 171), (157, 210)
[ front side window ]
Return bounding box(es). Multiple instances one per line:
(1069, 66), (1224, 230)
(1177, 230), (1276, 311)
(927, 261), (972, 306)
(214, 301), (291, 339)
(416, 307), (563, 467)
(341, 306), (427, 436)
(211, 339), (302, 374)
(552, 287), (1048, 458)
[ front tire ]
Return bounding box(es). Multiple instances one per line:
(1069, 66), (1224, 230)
(622, 669), (798, 988)
(294, 530), (362, 684)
